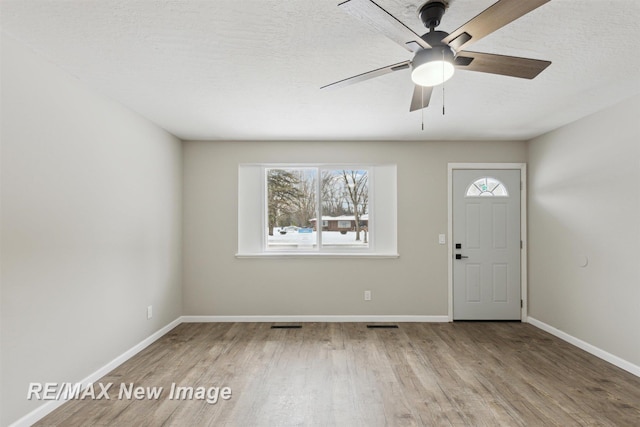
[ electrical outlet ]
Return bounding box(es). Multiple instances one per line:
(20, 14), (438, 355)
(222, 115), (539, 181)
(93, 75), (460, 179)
(147, 305), (153, 320)
(364, 290), (371, 301)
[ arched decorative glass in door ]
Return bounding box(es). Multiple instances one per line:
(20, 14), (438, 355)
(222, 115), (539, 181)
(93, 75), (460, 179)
(465, 177), (509, 197)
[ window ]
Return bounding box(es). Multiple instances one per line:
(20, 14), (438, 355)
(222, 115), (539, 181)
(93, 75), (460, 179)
(465, 177), (509, 197)
(237, 164), (397, 257)
(337, 220), (352, 229)
(265, 167), (370, 251)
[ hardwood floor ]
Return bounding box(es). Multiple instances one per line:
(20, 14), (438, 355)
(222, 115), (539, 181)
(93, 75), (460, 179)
(36, 322), (640, 426)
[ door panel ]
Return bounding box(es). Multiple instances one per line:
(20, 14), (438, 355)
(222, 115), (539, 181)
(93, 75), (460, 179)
(466, 204), (481, 248)
(466, 264), (481, 302)
(492, 204), (507, 249)
(453, 169), (521, 320)
(493, 264), (508, 302)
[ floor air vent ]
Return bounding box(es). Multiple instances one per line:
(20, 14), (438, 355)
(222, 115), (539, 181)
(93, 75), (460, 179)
(270, 325), (302, 329)
(366, 325), (399, 329)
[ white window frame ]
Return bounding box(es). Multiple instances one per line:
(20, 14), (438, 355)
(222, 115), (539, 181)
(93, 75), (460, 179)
(237, 163), (398, 258)
(263, 165), (373, 254)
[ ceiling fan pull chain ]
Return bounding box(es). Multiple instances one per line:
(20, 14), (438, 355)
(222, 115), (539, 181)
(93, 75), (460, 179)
(421, 86), (425, 131)
(442, 50), (446, 115)
(443, 86), (445, 115)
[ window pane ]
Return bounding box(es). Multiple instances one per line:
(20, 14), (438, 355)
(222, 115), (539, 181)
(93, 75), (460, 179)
(319, 169), (369, 248)
(465, 177), (509, 197)
(466, 184), (482, 197)
(491, 183), (508, 196)
(266, 168), (317, 249)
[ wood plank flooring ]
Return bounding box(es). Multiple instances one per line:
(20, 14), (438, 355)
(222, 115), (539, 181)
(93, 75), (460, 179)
(36, 322), (640, 426)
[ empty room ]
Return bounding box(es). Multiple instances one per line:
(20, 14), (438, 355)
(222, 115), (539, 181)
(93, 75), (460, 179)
(1, 0), (639, 426)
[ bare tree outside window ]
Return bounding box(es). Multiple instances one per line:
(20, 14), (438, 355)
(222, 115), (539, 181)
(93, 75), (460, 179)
(293, 170), (317, 228)
(340, 170), (368, 241)
(266, 169), (302, 236)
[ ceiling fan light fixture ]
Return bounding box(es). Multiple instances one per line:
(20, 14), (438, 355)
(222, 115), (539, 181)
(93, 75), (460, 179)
(411, 46), (455, 87)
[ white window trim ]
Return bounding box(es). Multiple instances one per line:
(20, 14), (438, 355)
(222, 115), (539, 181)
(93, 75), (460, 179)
(237, 163), (398, 258)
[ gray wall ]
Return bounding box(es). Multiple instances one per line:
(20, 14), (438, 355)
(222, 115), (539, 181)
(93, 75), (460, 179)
(528, 94), (640, 367)
(0, 36), (183, 425)
(182, 140), (526, 316)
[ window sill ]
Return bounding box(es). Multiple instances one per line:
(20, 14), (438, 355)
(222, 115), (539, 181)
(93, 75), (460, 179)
(235, 252), (400, 259)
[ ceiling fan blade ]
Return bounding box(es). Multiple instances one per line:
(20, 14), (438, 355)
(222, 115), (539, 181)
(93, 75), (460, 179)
(442, 0), (550, 52)
(339, 0), (430, 52)
(455, 51), (551, 79)
(410, 85), (433, 112)
(321, 61), (411, 90)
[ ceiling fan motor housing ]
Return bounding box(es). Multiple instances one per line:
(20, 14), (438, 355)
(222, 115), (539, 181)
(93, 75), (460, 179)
(421, 30), (450, 48)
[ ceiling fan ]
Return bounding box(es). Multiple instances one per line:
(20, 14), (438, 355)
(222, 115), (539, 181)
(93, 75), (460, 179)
(321, 0), (552, 112)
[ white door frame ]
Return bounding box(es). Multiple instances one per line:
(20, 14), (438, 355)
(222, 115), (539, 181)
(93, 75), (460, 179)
(447, 163), (528, 321)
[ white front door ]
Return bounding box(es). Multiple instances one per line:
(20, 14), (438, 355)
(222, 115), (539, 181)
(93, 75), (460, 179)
(453, 169), (521, 320)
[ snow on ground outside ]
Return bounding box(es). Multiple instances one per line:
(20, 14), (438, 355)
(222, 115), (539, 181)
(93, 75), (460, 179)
(267, 230), (368, 247)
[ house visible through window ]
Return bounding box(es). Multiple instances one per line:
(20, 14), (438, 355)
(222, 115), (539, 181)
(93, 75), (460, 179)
(266, 167), (370, 251)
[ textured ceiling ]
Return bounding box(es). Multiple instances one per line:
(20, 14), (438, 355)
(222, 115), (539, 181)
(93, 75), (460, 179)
(2, 0), (639, 141)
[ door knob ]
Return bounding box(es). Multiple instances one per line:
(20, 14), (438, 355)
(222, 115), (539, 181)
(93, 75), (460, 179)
(455, 254), (469, 260)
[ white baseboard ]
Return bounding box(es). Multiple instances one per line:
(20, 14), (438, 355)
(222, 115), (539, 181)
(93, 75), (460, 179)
(527, 316), (640, 378)
(10, 317), (182, 427)
(180, 315), (449, 323)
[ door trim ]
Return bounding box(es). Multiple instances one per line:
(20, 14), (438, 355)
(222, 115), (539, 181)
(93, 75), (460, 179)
(447, 163), (527, 321)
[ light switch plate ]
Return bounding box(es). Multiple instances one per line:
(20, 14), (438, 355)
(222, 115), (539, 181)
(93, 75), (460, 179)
(438, 234), (446, 245)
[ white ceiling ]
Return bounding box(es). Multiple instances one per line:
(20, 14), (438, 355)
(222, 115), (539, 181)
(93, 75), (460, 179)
(2, 0), (639, 141)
